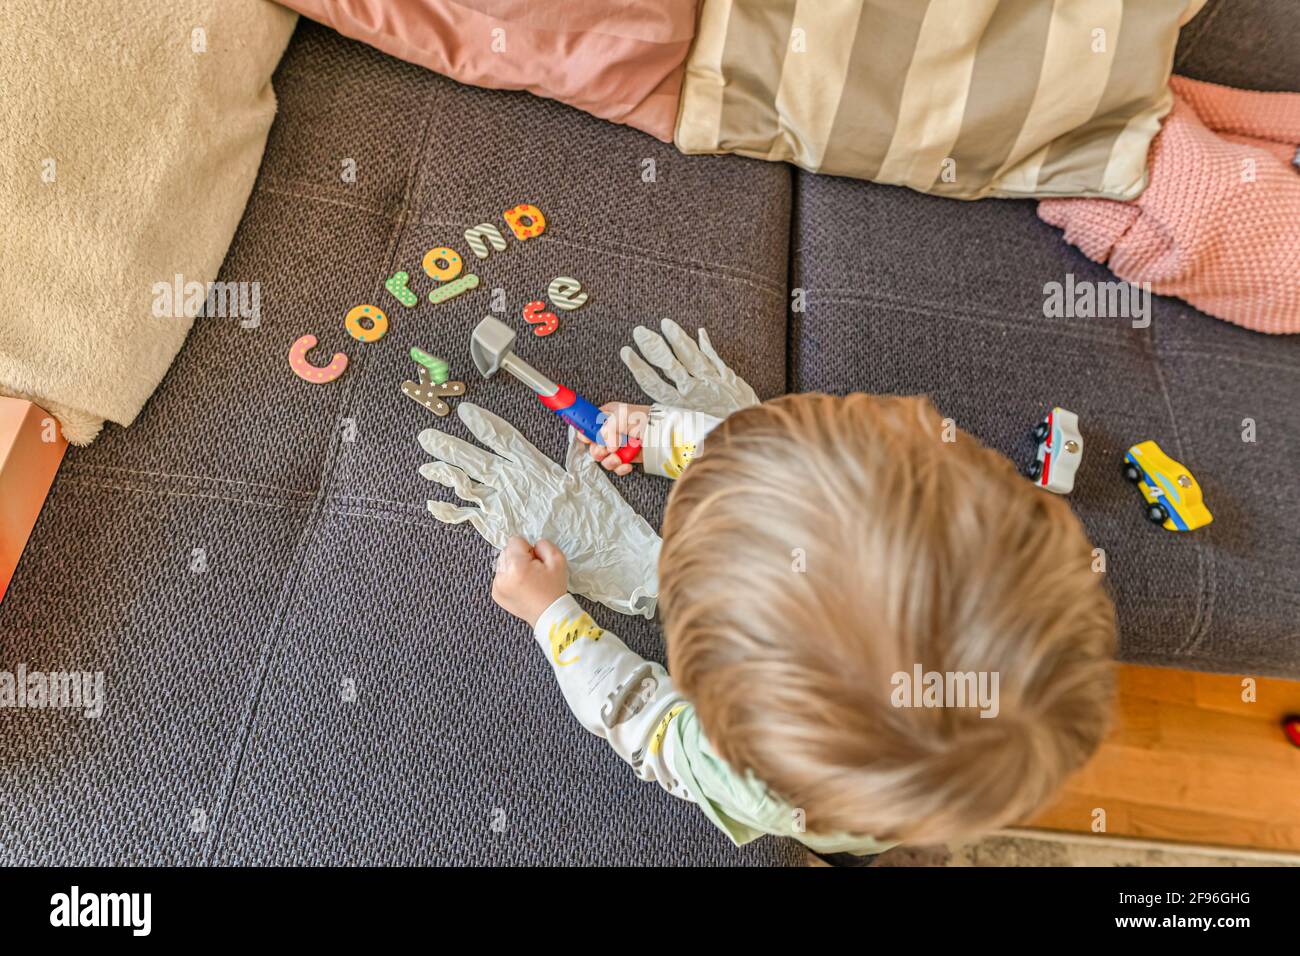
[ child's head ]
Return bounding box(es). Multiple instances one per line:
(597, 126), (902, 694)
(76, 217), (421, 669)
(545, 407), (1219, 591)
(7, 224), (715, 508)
(659, 393), (1115, 844)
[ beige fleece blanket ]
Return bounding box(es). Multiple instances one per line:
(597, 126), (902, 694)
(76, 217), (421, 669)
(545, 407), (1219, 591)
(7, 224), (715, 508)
(0, 0), (297, 444)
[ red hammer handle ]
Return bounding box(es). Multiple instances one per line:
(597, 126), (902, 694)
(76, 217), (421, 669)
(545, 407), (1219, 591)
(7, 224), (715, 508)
(615, 438), (642, 465)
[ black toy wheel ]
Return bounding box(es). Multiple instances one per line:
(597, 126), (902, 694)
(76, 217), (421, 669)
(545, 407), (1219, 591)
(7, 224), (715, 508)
(1024, 461), (1042, 480)
(1031, 421), (1050, 443)
(1146, 503), (1168, 525)
(1122, 461), (1141, 483)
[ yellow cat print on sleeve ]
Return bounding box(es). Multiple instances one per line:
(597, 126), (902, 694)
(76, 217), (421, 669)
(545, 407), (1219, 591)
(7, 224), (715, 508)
(649, 704), (688, 755)
(663, 430), (696, 480)
(547, 611), (603, 667)
(641, 405), (723, 480)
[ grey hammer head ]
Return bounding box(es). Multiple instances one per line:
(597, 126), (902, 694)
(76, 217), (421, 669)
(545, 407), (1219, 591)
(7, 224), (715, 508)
(470, 315), (517, 379)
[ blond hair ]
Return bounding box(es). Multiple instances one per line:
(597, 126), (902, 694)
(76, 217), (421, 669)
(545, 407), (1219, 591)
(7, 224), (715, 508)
(660, 394), (1115, 844)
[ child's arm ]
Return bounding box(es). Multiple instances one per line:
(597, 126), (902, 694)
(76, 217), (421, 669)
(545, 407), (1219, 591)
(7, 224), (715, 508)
(493, 535), (694, 800)
(493, 535), (894, 856)
(493, 535), (893, 853)
(578, 403), (722, 479)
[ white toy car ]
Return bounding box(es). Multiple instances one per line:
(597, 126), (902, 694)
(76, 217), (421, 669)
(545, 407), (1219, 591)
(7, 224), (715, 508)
(1025, 406), (1083, 495)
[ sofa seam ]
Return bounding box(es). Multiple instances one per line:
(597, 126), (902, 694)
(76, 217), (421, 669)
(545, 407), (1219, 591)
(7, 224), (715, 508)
(439, 228), (787, 296)
(255, 180), (786, 295)
(802, 290), (1300, 372)
(55, 477), (436, 526)
(786, 168), (801, 393)
(1142, 348), (1300, 375)
(204, 96), (440, 865)
(809, 291), (1141, 350)
(257, 178), (393, 218)
(67, 463), (317, 499)
(1145, 319), (1215, 656)
(57, 477), (312, 513)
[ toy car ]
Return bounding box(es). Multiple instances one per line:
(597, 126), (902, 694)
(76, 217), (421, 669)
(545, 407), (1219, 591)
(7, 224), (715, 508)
(1122, 440), (1213, 531)
(1025, 407), (1083, 495)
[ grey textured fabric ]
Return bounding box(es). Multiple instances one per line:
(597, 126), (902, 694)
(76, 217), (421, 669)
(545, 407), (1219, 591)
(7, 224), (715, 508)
(0, 22), (797, 866)
(5, 7), (1299, 867)
(1174, 0), (1300, 93)
(790, 173), (1300, 677)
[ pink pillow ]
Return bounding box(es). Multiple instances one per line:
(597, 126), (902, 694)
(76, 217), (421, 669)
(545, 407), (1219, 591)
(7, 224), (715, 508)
(279, 0), (698, 142)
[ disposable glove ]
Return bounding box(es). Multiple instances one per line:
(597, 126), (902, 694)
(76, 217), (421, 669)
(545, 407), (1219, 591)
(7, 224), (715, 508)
(419, 403), (661, 618)
(620, 319), (760, 419)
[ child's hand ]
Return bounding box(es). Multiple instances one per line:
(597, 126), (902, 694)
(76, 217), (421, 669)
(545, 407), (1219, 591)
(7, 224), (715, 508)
(576, 402), (650, 476)
(492, 536), (569, 627)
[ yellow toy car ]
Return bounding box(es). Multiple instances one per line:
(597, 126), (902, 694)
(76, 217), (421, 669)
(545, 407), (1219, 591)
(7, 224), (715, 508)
(1122, 441), (1212, 531)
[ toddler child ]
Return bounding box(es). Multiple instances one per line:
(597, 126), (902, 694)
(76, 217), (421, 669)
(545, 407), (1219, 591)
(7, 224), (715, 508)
(491, 390), (1116, 860)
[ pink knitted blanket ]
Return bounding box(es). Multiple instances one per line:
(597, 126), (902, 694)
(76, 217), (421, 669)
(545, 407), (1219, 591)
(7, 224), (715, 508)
(1039, 75), (1300, 334)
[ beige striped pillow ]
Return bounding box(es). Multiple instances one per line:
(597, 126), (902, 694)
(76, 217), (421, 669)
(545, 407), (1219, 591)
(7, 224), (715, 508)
(676, 0), (1207, 200)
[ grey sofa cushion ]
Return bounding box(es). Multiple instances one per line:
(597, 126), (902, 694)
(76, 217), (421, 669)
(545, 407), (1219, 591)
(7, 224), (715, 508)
(0, 21), (798, 866)
(6, 5), (1299, 868)
(791, 172), (1300, 678)
(1175, 0), (1300, 93)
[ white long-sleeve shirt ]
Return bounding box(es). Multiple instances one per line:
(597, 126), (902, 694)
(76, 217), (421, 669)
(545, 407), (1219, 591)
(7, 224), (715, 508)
(639, 405), (722, 479)
(531, 594), (894, 857)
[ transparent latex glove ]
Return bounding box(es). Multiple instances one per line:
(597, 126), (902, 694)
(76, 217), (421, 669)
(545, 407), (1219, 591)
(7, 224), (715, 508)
(619, 319), (760, 419)
(418, 402), (661, 618)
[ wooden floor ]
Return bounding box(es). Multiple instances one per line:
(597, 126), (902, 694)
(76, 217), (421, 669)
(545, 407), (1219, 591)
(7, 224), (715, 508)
(1030, 664), (1300, 853)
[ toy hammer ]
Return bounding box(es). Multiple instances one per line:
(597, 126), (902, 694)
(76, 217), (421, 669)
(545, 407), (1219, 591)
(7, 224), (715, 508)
(470, 316), (641, 464)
